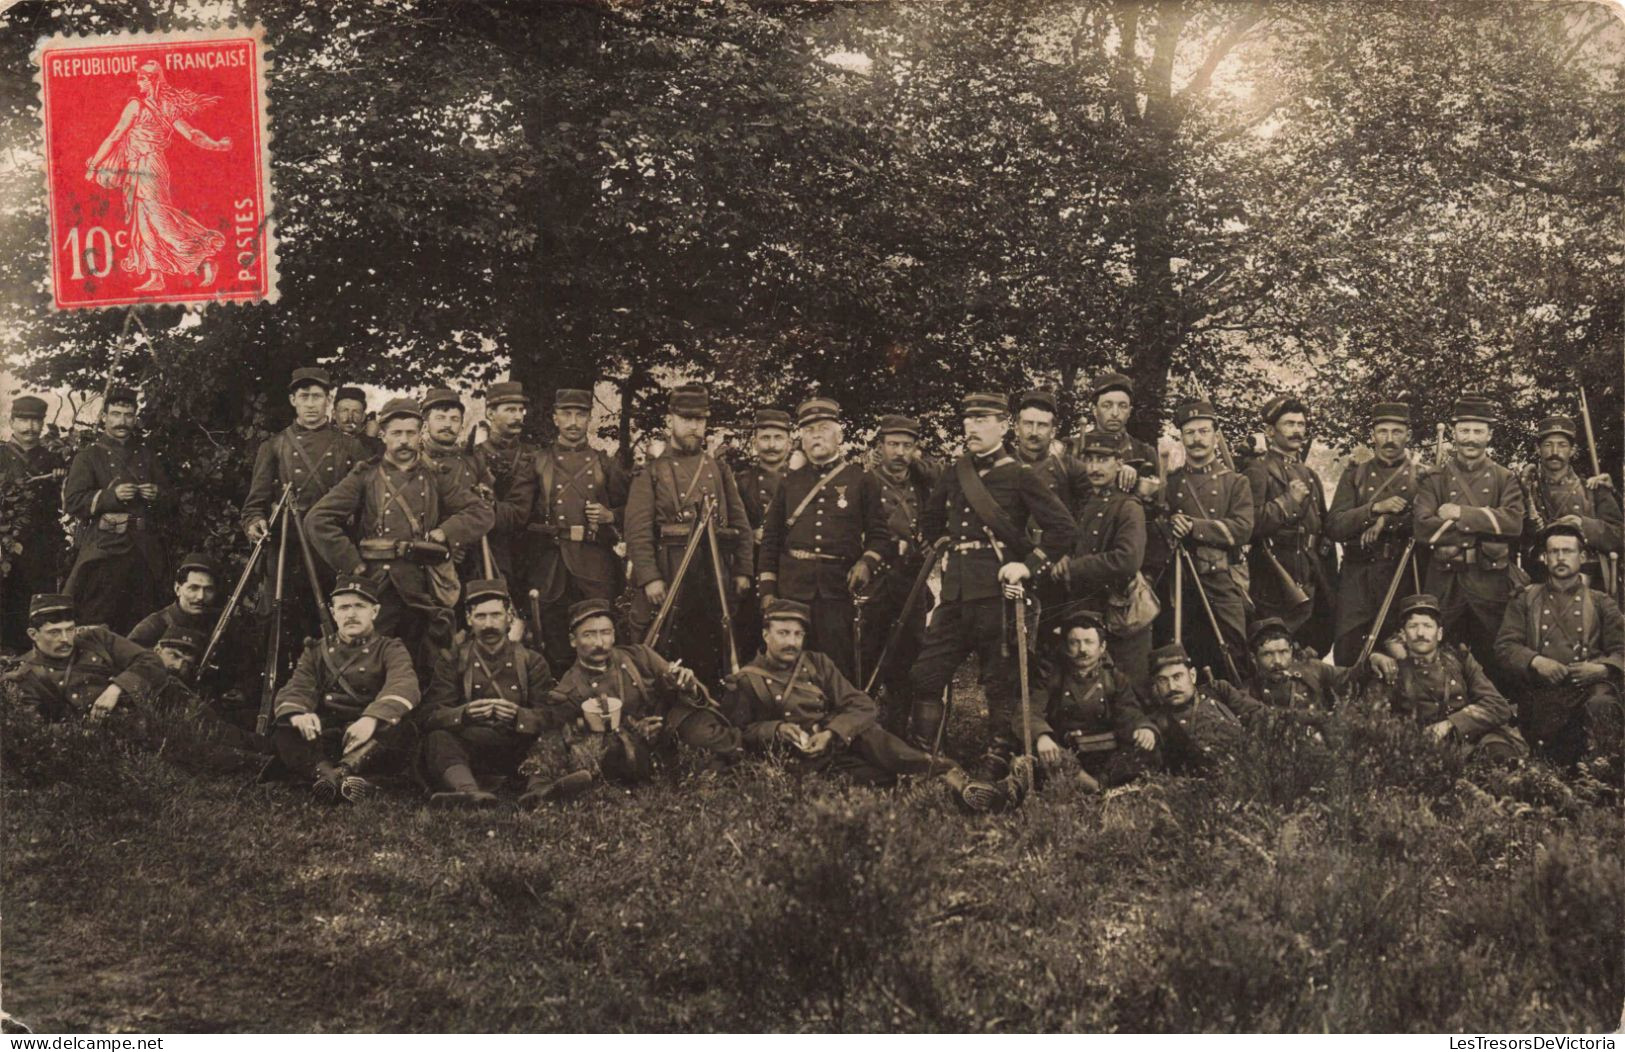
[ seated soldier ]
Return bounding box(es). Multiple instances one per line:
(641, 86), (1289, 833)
(1144, 642), (1272, 774)
(1493, 522), (1623, 767)
(12, 593), (166, 722)
(1367, 593), (1526, 764)
(518, 598), (740, 806)
(1027, 614), (1159, 793)
(1245, 616), (1391, 711)
(128, 553), (219, 649)
(419, 579), (558, 809)
(725, 598), (1009, 812)
(270, 574), (420, 802)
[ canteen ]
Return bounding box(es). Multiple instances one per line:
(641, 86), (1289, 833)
(582, 695), (623, 733)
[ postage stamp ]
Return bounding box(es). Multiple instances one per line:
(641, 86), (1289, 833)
(33, 25), (278, 310)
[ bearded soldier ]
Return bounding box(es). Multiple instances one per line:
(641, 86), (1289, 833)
(1520, 414), (1622, 588)
(734, 407), (793, 660)
(1, 395), (68, 653)
(1245, 616), (1387, 711)
(862, 414), (939, 730)
(624, 384), (752, 682)
(1494, 522), (1623, 767)
(1243, 396), (1333, 649)
(1326, 402), (1420, 666)
(12, 593), (166, 722)
(1414, 392), (1526, 676)
(332, 386), (383, 457)
(468, 382), (540, 594)
(63, 386), (174, 634)
(1026, 615), (1160, 793)
(525, 388), (629, 672)
(757, 397), (888, 682)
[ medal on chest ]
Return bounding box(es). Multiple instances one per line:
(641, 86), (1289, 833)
(835, 484), (848, 510)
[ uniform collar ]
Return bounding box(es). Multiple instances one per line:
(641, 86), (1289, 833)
(423, 439), (461, 458)
(27, 646), (73, 669)
(1539, 464), (1581, 487)
(805, 453), (842, 470)
(335, 631), (376, 647)
(554, 438), (588, 453)
(292, 420), (330, 434)
(971, 448), (1003, 470)
(1183, 456), (1219, 475)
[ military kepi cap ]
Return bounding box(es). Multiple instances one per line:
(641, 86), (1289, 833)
(555, 389), (593, 411)
(1397, 593), (1442, 621)
(1539, 520), (1586, 548)
(377, 398), (422, 426)
(105, 386), (139, 409)
(1452, 391), (1496, 424)
(177, 552), (219, 579)
(1016, 389), (1057, 416)
(1536, 415), (1577, 441)
(461, 578), (510, 607)
(157, 625), (206, 655)
(485, 382), (529, 408)
(331, 574), (381, 604)
(753, 408), (793, 431)
(962, 391), (1009, 417)
(669, 384), (710, 418)
(876, 414), (921, 439)
(1247, 617), (1293, 649)
(334, 386), (367, 406)
(1174, 399), (1217, 427)
(1371, 402), (1411, 425)
(9, 395), (47, 419)
(421, 387), (463, 413)
(1091, 371), (1135, 400)
(568, 598), (615, 631)
(762, 598), (813, 628)
(1077, 429), (1122, 457)
(796, 397), (841, 427)
(1148, 643), (1193, 674)
(29, 593), (74, 621)
(1262, 395), (1308, 425)
(288, 367), (333, 392)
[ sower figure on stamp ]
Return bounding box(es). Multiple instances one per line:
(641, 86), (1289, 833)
(906, 392), (1075, 779)
(624, 384), (752, 683)
(12, 593), (166, 723)
(518, 599), (741, 806)
(734, 407), (794, 662)
(418, 579), (558, 809)
(1494, 523), (1623, 768)
(241, 368), (369, 639)
(757, 397), (888, 683)
(1012, 390), (1090, 657)
(128, 551), (218, 648)
(1052, 430), (1151, 686)
(419, 388), (497, 583)
(1519, 414), (1622, 587)
(1244, 396), (1335, 652)
(1414, 392), (1527, 678)
(63, 386), (174, 635)
(1026, 614), (1160, 794)
(468, 382), (539, 597)
(725, 599), (1005, 812)
(332, 386), (384, 458)
(305, 398), (494, 673)
(1327, 402), (1420, 666)
(1364, 593), (1527, 765)
(270, 574), (421, 803)
(862, 414), (939, 732)
(1, 395), (68, 654)
(525, 388), (628, 674)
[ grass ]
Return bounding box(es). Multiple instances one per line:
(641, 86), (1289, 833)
(1, 673), (1620, 1033)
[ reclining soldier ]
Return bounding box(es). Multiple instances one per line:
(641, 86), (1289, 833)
(270, 575), (421, 802)
(418, 579), (558, 809)
(13, 593), (166, 722)
(1026, 614), (1160, 793)
(518, 598), (741, 806)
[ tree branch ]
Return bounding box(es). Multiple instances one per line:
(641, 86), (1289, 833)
(1178, 4), (1265, 100)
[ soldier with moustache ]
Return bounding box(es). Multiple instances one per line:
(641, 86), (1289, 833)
(332, 386), (384, 458)
(1243, 396), (1335, 650)
(1326, 402), (1421, 666)
(1519, 414), (1622, 588)
(757, 398), (888, 682)
(1, 395), (68, 653)
(12, 593), (166, 723)
(1026, 614), (1160, 793)
(468, 382), (540, 596)
(419, 388), (497, 580)
(1245, 616), (1390, 712)
(525, 388), (629, 672)
(128, 552), (219, 648)
(62, 386), (174, 635)
(1013, 391), (1090, 654)
(734, 407), (794, 660)
(624, 384), (753, 683)
(1142, 642), (1272, 774)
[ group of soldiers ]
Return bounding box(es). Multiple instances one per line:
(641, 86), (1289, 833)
(3, 367), (1621, 812)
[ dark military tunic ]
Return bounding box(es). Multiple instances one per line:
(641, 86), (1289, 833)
(1067, 428), (1158, 479)
(0, 439), (67, 652)
(1243, 449), (1330, 637)
(1326, 455), (1420, 662)
(1163, 460), (1254, 675)
(862, 460), (939, 720)
(1494, 581), (1624, 762)
(241, 422), (369, 532)
(529, 441), (629, 601)
(1248, 659), (1354, 711)
(1414, 455), (1524, 672)
(273, 631), (420, 726)
(423, 440), (496, 576)
(127, 601), (212, 650)
(62, 433), (175, 633)
(419, 639), (559, 783)
(736, 462), (786, 547)
(1064, 486), (1151, 681)
(1027, 661), (1154, 744)
(759, 459), (887, 600)
(1368, 646), (1524, 760)
(1015, 445), (1089, 521)
(1521, 467), (1623, 582)
(14, 626), (166, 721)
(470, 435), (540, 584)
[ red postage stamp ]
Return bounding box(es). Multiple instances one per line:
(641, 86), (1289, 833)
(34, 25), (278, 310)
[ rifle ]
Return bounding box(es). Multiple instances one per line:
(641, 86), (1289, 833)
(256, 489), (293, 737)
(863, 537), (947, 695)
(1577, 389), (1619, 599)
(289, 499), (336, 637)
(528, 588), (543, 647)
(703, 507), (741, 675)
(200, 483), (292, 680)
(1014, 592), (1034, 757)
(1180, 543), (1243, 684)
(643, 496), (714, 650)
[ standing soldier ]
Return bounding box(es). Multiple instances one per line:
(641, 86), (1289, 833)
(305, 398), (494, 669)
(1013, 390), (1089, 655)
(757, 397), (888, 682)
(1072, 371), (1159, 486)
(525, 388), (629, 672)
(862, 414), (939, 730)
(1, 395), (68, 653)
(1520, 414), (1622, 587)
(1243, 396), (1333, 649)
(624, 384), (752, 682)
(1055, 431), (1151, 684)
(332, 385), (383, 457)
(734, 407), (794, 660)
(906, 392), (1075, 777)
(63, 386), (173, 634)
(420, 387), (496, 580)
(1326, 402), (1420, 666)
(1414, 392), (1526, 677)
(1163, 399), (1255, 680)
(128, 552), (218, 648)
(12, 593), (166, 722)
(469, 382), (540, 593)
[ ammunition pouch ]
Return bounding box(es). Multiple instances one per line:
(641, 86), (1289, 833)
(1479, 540), (1512, 571)
(359, 537), (451, 565)
(96, 511), (133, 535)
(659, 523), (739, 552)
(1064, 729), (1120, 754)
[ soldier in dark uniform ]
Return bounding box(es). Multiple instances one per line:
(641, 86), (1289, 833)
(1070, 371), (1160, 488)
(152, 624), (208, 688)
(518, 598), (741, 805)
(63, 386), (174, 634)
(1494, 522), (1623, 767)
(12, 593), (166, 722)
(1244, 396), (1334, 650)
(418, 579), (558, 808)
(305, 398), (495, 671)
(862, 414), (939, 730)
(1327, 402), (1420, 665)
(1, 395), (68, 653)
(1055, 430), (1151, 685)
(1365, 593), (1526, 764)
(1161, 399), (1255, 681)
(1013, 390), (1089, 656)
(242, 367), (370, 638)
(332, 385), (383, 457)
(1245, 616), (1388, 711)
(420, 387), (497, 581)
(734, 407), (793, 661)
(271, 574), (422, 802)
(1026, 614), (1160, 793)
(725, 598), (1002, 810)
(525, 388), (629, 673)
(1414, 392), (1526, 677)
(128, 551), (219, 648)
(1143, 642), (1270, 774)
(624, 384), (753, 682)
(758, 397), (887, 682)
(469, 382), (539, 596)
(906, 392), (1075, 775)
(1520, 414), (1622, 587)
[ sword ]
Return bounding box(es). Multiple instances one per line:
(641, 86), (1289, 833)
(1014, 590), (1034, 758)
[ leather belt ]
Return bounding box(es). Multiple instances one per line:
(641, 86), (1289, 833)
(950, 541), (992, 553)
(788, 548), (844, 562)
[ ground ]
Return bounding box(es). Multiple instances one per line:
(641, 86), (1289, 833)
(1, 670), (1620, 1033)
